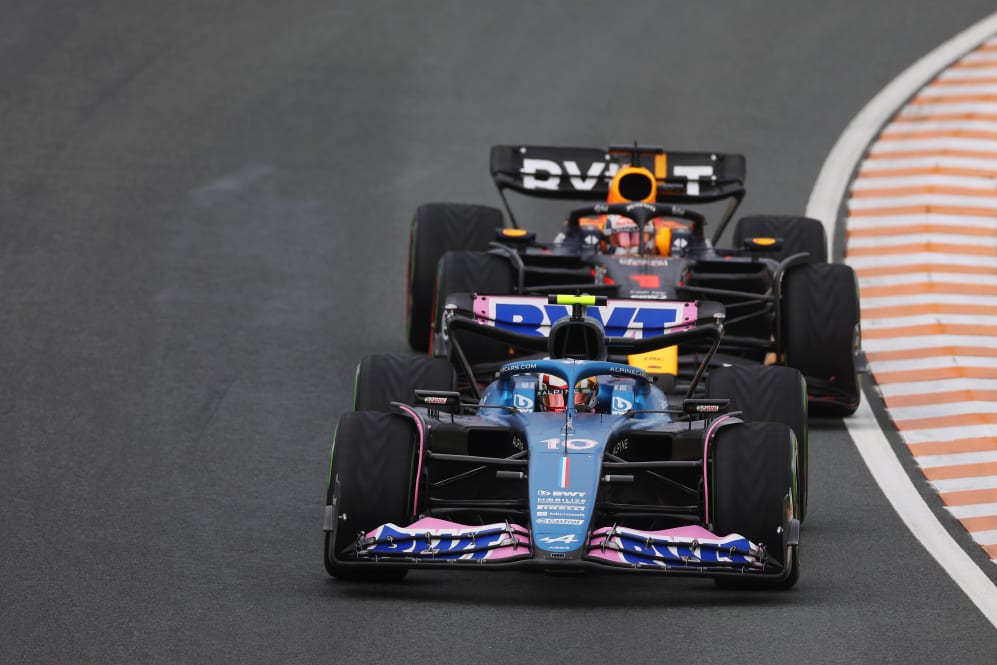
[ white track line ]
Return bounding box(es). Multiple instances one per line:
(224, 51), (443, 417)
(858, 274), (997, 288)
(917, 451), (997, 468)
(851, 234), (997, 249)
(932, 476), (997, 493)
(974, 530), (997, 545)
(862, 293), (994, 307)
(847, 252), (995, 269)
(870, 138), (997, 153)
(861, 155), (997, 170)
(852, 174), (997, 189)
(878, 377), (997, 396)
(949, 503), (997, 519)
(806, 10), (997, 628)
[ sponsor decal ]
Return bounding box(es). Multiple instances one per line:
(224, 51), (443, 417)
(629, 274), (661, 289)
(521, 159), (619, 191)
(368, 523), (524, 560)
(612, 395), (634, 412)
(422, 396), (450, 405)
(539, 534), (578, 545)
(489, 300), (682, 338)
(617, 257), (671, 267)
(610, 365), (648, 378)
(513, 393), (535, 412)
(673, 165), (714, 196)
(536, 518), (584, 525)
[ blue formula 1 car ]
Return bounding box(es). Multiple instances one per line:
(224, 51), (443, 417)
(324, 296), (802, 588)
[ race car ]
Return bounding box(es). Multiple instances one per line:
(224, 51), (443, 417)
(406, 143), (861, 416)
(325, 295), (802, 588)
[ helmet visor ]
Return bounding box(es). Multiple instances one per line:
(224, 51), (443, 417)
(611, 230), (641, 248)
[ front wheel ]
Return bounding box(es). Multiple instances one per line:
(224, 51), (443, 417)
(733, 215), (828, 263)
(353, 353), (455, 412)
(712, 421), (799, 590)
(324, 411), (418, 581)
(706, 365), (808, 522)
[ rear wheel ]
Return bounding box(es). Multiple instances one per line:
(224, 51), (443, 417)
(783, 263), (861, 416)
(707, 365), (808, 521)
(733, 215), (827, 263)
(407, 203), (502, 351)
(353, 353), (455, 412)
(712, 421), (799, 589)
(433, 250), (517, 364)
(324, 411), (418, 581)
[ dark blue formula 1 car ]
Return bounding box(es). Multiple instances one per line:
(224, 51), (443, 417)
(324, 296), (802, 588)
(405, 143), (862, 416)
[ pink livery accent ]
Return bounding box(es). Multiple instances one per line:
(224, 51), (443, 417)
(395, 404), (427, 512)
(702, 414), (735, 525)
(473, 295), (492, 323)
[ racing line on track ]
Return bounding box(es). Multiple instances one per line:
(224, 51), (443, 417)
(809, 12), (997, 628)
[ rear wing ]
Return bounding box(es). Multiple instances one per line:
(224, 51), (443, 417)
(490, 144), (746, 203)
(439, 294), (726, 400)
(468, 294), (714, 339)
(490, 144), (747, 240)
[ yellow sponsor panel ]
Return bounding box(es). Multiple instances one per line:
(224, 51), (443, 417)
(628, 345), (678, 375)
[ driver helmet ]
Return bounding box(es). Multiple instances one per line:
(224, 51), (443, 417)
(602, 215), (653, 255)
(537, 375), (598, 412)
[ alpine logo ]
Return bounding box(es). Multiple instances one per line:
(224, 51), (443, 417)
(539, 534), (578, 545)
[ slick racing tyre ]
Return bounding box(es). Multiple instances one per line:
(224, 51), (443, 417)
(433, 250), (516, 364)
(707, 365), (808, 522)
(407, 203), (502, 351)
(353, 353), (455, 412)
(324, 411), (417, 581)
(712, 421), (799, 590)
(733, 215), (828, 264)
(783, 262), (861, 417)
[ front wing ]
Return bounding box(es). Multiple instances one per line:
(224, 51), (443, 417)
(332, 518), (780, 577)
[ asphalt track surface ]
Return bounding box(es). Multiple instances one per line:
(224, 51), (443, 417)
(1, 2), (996, 663)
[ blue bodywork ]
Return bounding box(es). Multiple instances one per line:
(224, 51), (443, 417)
(478, 358), (670, 557)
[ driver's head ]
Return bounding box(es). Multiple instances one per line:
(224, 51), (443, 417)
(537, 375), (599, 412)
(602, 215), (652, 255)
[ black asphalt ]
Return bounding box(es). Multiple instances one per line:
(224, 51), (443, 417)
(2, 2), (995, 663)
